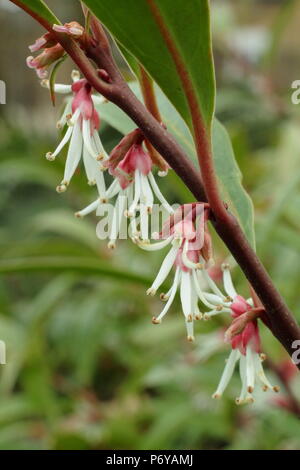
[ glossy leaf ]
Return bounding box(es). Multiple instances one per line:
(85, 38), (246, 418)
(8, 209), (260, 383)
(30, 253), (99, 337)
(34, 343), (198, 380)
(82, 0), (215, 131)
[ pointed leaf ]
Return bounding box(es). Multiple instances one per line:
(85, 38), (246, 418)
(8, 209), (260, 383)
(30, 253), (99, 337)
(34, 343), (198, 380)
(82, 0), (215, 131)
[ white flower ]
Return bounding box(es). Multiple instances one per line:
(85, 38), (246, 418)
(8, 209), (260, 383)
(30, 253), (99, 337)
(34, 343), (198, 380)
(42, 71), (108, 200)
(75, 140), (174, 249)
(213, 269), (279, 404)
(136, 210), (232, 341)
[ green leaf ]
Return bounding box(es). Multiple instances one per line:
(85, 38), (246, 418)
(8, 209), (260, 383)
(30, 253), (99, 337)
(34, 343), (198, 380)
(212, 120), (255, 248)
(11, 0), (60, 25)
(82, 0), (215, 131)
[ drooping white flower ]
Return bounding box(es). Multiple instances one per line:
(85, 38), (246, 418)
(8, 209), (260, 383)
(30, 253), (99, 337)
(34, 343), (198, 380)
(76, 134), (174, 249)
(213, 272), (279, 404)
(42, 72), (108, 199)
(136, 207), (232, 341)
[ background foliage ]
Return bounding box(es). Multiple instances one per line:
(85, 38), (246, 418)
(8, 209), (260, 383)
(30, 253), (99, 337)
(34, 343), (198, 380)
(0, 0), (300, 450)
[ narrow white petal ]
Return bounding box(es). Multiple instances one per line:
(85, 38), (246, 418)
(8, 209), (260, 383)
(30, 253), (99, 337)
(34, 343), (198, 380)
(49, 125), (73, 159)
(82, 145), (97, 184)
(109, 193), (128, 246)
(140, 173), (154, 209)
(236, 355), (254, 405)
(68, 107), (81, 127)
(75, 198), (99, 217)
(95, 170), (107, 200)
(156, 268), (180, 322)
(93, 131), (109, 161)
(185, 319), (195, 342)
(83, 136), (106, 192)
(180, 271), (193, 319)
(203, 292), (226, 305)
(129, 215), (139, 239)
(53, 84), (72, 94)
(182, 240), (203, 270)
(116, 192), (127, 235)
(192, 270), (219, 310)
(253, 353), (275, 391)
(246, 346), (255, 393)
(204, 308), (231, 320)
(82, 119), (99, 159)
(222, 265), (238, 299)
(63, 119), (83, 183)
(109, 202), (119, 244)
(136, 235), (173, 251)
(191, 279), (202, 319)
(213, 349), (240, 398)
(147, 245), (178, 294)
(106, 179), (121, 199)
(57, 99), (72, 129)
(201, 269), (227, 300)
(127, 183), (134, 205)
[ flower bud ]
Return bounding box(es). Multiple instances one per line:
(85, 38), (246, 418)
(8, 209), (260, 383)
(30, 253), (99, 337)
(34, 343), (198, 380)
(230, 295), (250, 317)
(53, 22), (84, 39)
(26, 44), (64, 78)
(106, 129), (144, 172)
(224, 313), (252, 343)
(28, 32), (57, 53)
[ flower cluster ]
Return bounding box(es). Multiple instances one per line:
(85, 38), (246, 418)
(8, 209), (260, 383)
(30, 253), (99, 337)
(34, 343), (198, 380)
(77, 129), (174, 249)
(136, 204), (232, 341)
(43, 73), (108, 197)
(27, 28), (278, 403)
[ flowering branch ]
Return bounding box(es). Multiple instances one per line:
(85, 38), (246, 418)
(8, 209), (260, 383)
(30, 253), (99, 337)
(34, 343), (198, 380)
(9, 1), (300, 368)
(76, 21), (300, 363)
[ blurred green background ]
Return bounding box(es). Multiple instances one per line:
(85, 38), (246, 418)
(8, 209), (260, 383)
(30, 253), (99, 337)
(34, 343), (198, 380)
(0, 0), (300, 450)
